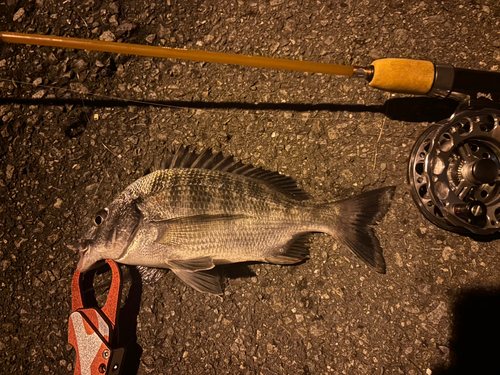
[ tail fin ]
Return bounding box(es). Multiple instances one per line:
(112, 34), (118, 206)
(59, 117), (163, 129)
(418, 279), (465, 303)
(325, 186), (395, 273)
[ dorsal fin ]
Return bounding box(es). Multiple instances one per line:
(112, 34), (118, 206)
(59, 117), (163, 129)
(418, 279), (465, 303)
(152, 146), (309, 201)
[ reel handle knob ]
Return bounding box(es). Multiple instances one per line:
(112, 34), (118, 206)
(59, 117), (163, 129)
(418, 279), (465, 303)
(470, 158), (499, 184)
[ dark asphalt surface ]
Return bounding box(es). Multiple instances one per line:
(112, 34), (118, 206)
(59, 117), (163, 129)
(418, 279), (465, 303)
(1, 1), (500, 374)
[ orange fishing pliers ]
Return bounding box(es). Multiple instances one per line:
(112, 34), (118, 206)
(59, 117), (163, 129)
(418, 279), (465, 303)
(68, 260), (125, 375)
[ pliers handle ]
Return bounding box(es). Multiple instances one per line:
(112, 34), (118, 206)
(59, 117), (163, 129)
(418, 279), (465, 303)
(68, 260), (125, 375)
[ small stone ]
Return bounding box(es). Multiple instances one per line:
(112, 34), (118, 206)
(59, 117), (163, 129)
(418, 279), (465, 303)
(394, 29), (408, 45)
(32, 90), (46, 99)
(368, 48), (384, 60)
(270, 42), (280, 54)
(1, 259), (11, 272)
(324, 36), (335, 46)
(14, 238), (27, 248)
(33, 78), (43, 87)
(442, 246), (453, 261)
(99, 31), (116, 42)
(47, 234), (59, 245)
(143, 356), (154, 365)
(109, 15), (118, 26)
(53, 198), (63, 209)
(267, 343), (278, 354)
(394, 253), (404, 267)
(116, 22), (135, 36)
(145, 34), (156, 44)
(109, 2), (120, 14)
(13, 8), (25, 22)
(6, 165), (15, 180)
(494, 50), (500, 62)
(427, 301), (447, 324)
(73, 59), (88, 73)
(295, 314), (304, 323)
(438, 345), (450, 356)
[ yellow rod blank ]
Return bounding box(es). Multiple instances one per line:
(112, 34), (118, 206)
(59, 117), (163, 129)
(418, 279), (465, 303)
(0, 31), (355, 77)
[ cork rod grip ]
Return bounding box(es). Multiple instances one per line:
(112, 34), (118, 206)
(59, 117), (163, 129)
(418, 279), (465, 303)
(369, 58), (435, 95)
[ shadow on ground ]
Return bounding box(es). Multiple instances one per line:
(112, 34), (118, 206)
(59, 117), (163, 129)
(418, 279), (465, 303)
(431, 287), (500, 375)
(0, 96), (458, 123)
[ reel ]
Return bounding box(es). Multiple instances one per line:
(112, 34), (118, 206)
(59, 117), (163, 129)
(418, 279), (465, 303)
(409, 107), (500, 235)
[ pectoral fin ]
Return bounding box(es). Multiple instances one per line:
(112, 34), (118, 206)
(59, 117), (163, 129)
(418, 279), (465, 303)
(171, 268), (223, 295)
(156, 214), (249, 246)
(167, 256), (215, 271)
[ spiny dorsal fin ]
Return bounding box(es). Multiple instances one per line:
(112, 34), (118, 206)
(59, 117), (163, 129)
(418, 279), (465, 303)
(153, 146), (309, 201)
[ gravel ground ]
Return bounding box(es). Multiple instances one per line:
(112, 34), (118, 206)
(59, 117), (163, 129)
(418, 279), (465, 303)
(1, 1), (500, 374)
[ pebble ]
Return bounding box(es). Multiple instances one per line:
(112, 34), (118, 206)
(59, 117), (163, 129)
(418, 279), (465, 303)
(1, 259), (11, 272)
(32, 90), (46, 99)
(6, 165), (15, 180)
(13, 8), (25, 22)
(427, 301), (447, 324)
(53, 198), (63, 209)
(99, 31), (116, 42)
(394, 253), (404, 267)
(145, 34), (156, 44)
(116, 22), (134, 35)
(494, 50), (500, 62)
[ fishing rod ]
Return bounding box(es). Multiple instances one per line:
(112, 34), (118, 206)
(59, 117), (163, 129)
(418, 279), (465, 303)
(2, 31), (499, 97)
(1, 31), (500, 235)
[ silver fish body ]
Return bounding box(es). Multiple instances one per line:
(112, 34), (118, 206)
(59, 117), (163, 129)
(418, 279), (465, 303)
(78, 147), (395, 294)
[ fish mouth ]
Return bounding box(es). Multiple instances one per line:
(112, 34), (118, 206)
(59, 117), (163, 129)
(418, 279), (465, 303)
(76, 243), (101, 272)
(76, 246), (91, 272)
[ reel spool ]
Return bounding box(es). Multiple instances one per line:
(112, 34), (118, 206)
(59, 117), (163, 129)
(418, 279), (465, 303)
(409, 108), (500, 235)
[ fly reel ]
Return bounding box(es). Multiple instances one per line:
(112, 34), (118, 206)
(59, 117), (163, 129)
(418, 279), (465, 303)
(409, 107), (500, 235)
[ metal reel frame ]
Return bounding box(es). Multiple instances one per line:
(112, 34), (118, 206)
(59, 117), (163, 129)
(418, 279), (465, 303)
(409, 108), (500, 235)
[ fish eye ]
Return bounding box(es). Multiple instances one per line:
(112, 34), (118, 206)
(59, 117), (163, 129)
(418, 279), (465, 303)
(93, 209), (108, 226)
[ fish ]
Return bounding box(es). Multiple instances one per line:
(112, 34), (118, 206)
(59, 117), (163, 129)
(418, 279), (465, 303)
(77, 146), (395, 295)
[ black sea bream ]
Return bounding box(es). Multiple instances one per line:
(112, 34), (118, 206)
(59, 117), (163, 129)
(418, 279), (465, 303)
(77, 147), (395, 294)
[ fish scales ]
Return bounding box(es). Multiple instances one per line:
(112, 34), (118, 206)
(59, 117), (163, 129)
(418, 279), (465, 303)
(77, 147), (395, 294)
(129, 168), (306, 222)
(124, 169), (317, 261)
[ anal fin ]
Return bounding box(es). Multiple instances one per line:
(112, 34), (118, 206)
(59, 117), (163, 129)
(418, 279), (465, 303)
(265, 233), (311, 265)
(171, 268), (223, 295)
